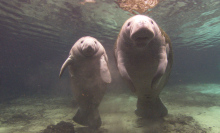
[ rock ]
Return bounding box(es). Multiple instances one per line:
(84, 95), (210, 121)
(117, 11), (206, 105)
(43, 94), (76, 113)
(42, 121), (75, 133)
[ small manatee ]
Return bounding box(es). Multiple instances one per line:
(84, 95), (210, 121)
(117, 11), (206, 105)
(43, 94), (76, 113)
(60, 36), (111, 128)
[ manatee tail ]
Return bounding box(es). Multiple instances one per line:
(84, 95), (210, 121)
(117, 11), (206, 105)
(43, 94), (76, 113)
(135, 97), (168, 118)
(73, 107), (101, 129)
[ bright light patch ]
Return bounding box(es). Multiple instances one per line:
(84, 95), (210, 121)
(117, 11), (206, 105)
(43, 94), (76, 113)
(186, 84), (220, 94)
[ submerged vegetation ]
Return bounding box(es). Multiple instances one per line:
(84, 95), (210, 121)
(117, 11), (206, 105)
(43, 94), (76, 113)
(115, 0), (160, 14)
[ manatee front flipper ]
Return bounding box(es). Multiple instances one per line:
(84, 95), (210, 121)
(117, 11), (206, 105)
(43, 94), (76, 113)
(59, 55), (74, 78)
(151, 48), (168, 89)
(100, 54), (111, 83)
(116, 51), (135, 92)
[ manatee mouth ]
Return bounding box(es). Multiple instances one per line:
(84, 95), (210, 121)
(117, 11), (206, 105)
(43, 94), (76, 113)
(83, 48), (96, 57)
(130, 26), (154, 44)
(135, 36), (149, 41)
(81, 44), (97, 57)
(131, 30), (154, 44)
(132, 36), (151, 47)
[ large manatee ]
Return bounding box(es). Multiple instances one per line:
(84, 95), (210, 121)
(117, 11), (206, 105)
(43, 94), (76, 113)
(59, 36), (111, 128)
(115, 15), (173, 118)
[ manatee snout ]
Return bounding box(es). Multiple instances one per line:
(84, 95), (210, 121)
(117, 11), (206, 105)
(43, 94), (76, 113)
(131, 28), (154, 41)
(82, 44), (95, 56)
(81, 39), (97, 56)
(130, 19), (155, 45)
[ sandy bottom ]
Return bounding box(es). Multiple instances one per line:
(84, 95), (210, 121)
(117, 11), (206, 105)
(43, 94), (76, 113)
(0, 83), (220, 133)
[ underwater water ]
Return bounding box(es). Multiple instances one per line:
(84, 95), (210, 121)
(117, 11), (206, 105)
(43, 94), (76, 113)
(0, 0), (220, 132)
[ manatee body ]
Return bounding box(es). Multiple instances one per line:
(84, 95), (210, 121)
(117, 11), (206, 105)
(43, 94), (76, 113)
(59, 36), (111, 128)
(115, 15), (173, 118)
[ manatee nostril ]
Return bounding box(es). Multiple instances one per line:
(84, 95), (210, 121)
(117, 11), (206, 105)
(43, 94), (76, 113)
(138, 21), (142, 25)
(138, 20), (147, 26)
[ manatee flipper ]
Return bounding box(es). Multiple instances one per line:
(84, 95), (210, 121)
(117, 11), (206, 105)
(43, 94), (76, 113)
(73, 107), (101, 129)
(135, 97), (168, 118)
(100, 54), (111, 83)
(87, 107), (102, 129)
(59, 55), (74, 78)
(116, 51), (136, 92)
(73, 108), (89, 126)
(151, 48), (168, 89)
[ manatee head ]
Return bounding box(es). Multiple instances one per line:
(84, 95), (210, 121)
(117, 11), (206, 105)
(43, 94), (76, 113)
(77, 36), (99, 57)
(122, 15), (158, 47)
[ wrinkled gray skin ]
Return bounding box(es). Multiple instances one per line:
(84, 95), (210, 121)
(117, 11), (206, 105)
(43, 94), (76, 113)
(59, 36), (111, 128)
(115, 15), (173, 118)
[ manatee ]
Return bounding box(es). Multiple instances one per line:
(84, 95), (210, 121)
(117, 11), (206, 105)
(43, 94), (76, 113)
(59, 36), (111, 128)
(115, 15), (173, 118)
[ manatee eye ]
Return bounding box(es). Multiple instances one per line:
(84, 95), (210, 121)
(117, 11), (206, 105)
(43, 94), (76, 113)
(150, 20), (154, 24)
(81, 40), (84, 43)
(127, 22), (131, 27)
(94, 41), (97, 44)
